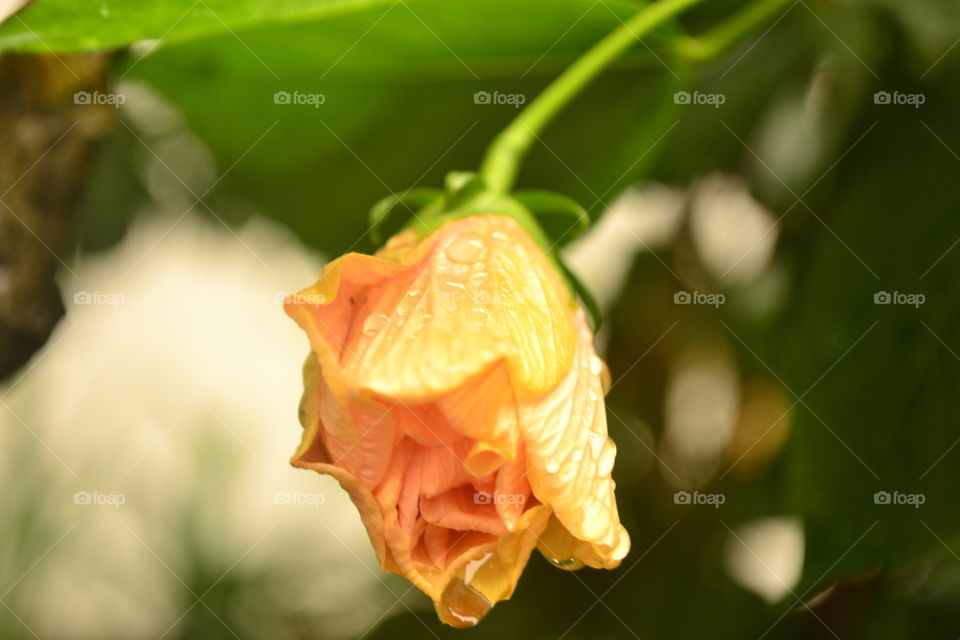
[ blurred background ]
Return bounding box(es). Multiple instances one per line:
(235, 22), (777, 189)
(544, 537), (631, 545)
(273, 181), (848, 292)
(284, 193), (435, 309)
(1, 0), (960, 638)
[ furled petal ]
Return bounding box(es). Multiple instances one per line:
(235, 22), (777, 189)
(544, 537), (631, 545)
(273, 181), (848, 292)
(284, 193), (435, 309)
(436, 361), (520, 476)
(521, 310), (630, 568)
(493, 451), (533, 531)
(420, 486), (509, 535)
(336, 216), (576, 403)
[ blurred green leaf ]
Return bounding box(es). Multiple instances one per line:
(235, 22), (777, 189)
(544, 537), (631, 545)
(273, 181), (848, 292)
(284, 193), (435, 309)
(121, 0), (684, 253)
(0, 0), (390, 53)
(769, 74), (960, 593)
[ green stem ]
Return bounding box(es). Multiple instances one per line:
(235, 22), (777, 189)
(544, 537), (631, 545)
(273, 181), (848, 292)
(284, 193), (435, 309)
(676, 0), (793, 61)
(478, 0), (706, 194)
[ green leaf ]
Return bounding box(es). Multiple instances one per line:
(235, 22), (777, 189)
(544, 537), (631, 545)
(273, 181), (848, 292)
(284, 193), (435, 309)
(114, 0), (684, 254)
(0, 0), (390, 53)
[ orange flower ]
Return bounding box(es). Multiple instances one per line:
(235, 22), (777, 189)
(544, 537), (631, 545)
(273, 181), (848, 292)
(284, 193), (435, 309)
(284, 214), (629, 626)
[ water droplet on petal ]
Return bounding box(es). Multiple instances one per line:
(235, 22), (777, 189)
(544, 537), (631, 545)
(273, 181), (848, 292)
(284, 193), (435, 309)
(548, 557), (585, 571)
(588, 433), (604, 457)
(545, 459), (560, 474)
(435, 578), (491, 628)
(446, 234), (487, 264)
(571, 449), (583, 462)
(597, 439), (617, 477)
(580, 498), (607, 539)
(589, 355), (604, 377)
(435, 553), (494, 628)
(363, 313), (389, 336)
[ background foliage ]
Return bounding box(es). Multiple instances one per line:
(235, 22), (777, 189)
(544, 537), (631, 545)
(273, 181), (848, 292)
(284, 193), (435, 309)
(2, 0), (960, 638)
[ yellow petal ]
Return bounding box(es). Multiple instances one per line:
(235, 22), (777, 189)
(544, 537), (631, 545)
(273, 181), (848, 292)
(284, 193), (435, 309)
(521, 309), (630, 568)
(432, 505), (552, 627)
(340, 215), (576, 403)
(436, 361), (519, 476)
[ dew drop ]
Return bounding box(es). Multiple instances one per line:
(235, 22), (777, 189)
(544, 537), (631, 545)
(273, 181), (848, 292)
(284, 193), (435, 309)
(362, 312), (389, 336)
(446, 234), (487, 264)
(579, 498), (607, 539)
(435, 578), (491, 628)
(545, 459), (560, 474)
(571, 449), (583, 462)
(435, 553), (494, 628)
(588, 355), (604, 377)
(597, 439), (616, 477)
(588, 432), (604, 457)
(548, 557), (585, 571)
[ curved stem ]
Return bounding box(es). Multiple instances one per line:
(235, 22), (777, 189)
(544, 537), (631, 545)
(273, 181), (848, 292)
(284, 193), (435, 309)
(478, 0), (705, 194)
(675, 0), (793, 61)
